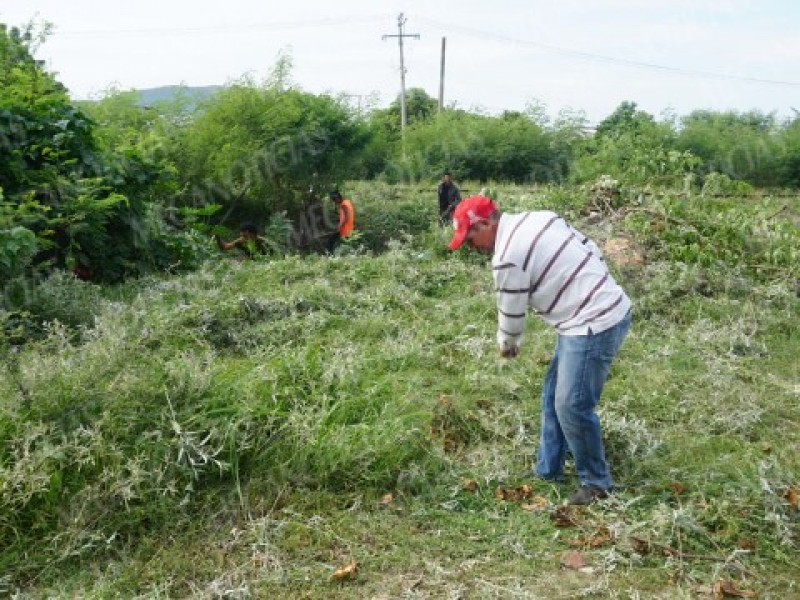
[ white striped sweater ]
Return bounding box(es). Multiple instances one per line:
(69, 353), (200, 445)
(493, 211), (631, 350)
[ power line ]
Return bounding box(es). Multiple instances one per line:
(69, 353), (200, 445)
(418, 16), (800, 87)
(52, 15), (385, 39)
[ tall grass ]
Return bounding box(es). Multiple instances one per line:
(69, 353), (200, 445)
(1, 186), (798, 597)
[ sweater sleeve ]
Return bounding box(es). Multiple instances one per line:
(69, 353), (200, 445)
(493, 264), (530, 351)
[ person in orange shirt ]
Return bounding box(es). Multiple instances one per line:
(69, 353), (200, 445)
(327, 189), (354, 252)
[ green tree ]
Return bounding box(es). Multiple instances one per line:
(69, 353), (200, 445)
(0, 22), (109, 280)
(391, 109), (558, 183)
(594, 101), (656, 138)
(676, 109), (782, 187)
(173, 68), (371, 228)
(571, 101), (692, 187)
(364, 87), (439, 164)
(776, 116), (800, 187)
(1, 23), (195, 284)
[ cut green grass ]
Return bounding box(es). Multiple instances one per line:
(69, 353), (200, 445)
(2, 189), (798, 598)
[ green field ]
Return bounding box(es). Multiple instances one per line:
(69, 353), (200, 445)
(1, 185), (798, 598)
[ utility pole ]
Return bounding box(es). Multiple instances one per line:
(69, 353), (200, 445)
(382, 13), (420, 139)
(438, 37), (446, 113)
(342, 93), (365, 112)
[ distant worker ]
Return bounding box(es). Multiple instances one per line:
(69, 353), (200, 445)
(215, 222), (269, 259)
(328, 189), (355, 252)
(437, 171), (461, 226)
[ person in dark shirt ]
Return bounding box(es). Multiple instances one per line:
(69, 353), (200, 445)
(437, 171), (461, 226)
(215, 222), (269, 259)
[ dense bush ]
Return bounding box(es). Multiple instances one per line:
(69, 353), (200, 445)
(0, 25), (200, 284)
(676, 109), (784, 187)
(348, 181), (437, 251)
(393, 110), (559, 183)
(172, 62), (372, 227)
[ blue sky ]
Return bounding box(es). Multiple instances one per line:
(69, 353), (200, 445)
(2, 0), (798, 124)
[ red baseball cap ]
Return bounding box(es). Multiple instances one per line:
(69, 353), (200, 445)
(448, 195), (497, 250)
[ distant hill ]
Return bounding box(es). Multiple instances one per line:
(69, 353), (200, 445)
(135, 85), (222, 108)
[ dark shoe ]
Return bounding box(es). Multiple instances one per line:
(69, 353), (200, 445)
(568, 485), (609, 505)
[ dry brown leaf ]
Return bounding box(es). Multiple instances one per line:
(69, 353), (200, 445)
(560, 550), (588, 570)
(442, 435), (459, 453)
(569, 527), (613, 549)
(670, 481), (687, 495)
(521, 495), (550, 513)
(712, 580), (724, 600)
(737, 538), (757, 551)
(495, 484), (535, 503)
(550, 506), (579, 528)
(331, 561), (359, 582)
(629, 536), (651, 555)
(783, 487), (798, 509)
(436, 394), (452, 407)
(712, 579), (757, 598)
(462, 479), (478, 493)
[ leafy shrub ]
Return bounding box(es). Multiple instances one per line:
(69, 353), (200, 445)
(0, 25), (185, 283)
(356, 199), (434, 252)
(263, 210), (295, 255)
(624, 195), (799, 279)
(0, 226), (37, 282)
(393, 110), (560, 183)
(173, 68), (371, 226)
(22, 270), (104, 331)
(700, 171), (755, 196)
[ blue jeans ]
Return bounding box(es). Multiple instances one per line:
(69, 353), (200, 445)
(535, 311), (631, 490)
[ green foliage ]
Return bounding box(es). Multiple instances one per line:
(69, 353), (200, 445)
(371, 87), (439, 143)
(393, 110), (559, 183)
(624, 195), (798, 278)
(349, 182), (435, 252)
(0, 24), (193, 283)
(262, 210), (295, 256)
(676, 109), (784, 187)
(173, 72), (371, 226)
(700, 171), (755, 196)
(594, 101), (657, 138)
(775, 117), (800, 187)
(0, 225), (37, 281)
(572, 102), (699, 188)
(1, 188), (798, 596)
(19, 270), (103, 330)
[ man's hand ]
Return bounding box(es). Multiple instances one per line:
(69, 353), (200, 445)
(500, 346), (519, 359)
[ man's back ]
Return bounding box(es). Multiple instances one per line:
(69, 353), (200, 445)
(492, 211), (630, 339)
